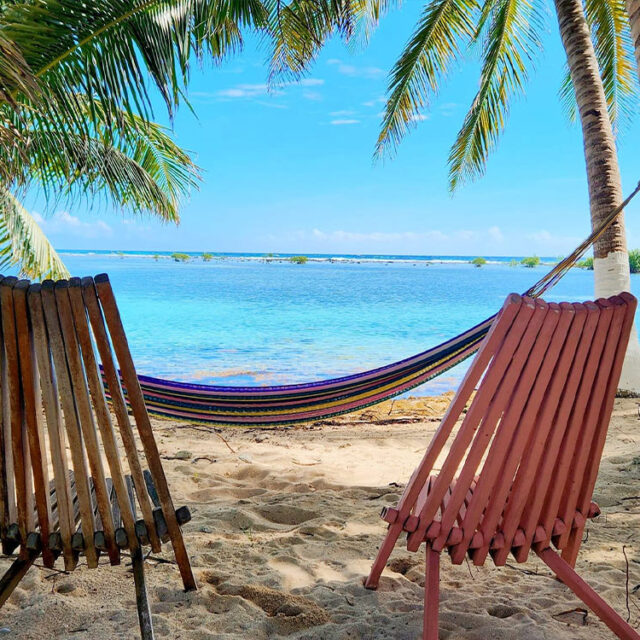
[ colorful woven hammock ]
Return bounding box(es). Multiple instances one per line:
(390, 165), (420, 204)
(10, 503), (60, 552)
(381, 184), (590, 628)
(106, 184), (640, 426)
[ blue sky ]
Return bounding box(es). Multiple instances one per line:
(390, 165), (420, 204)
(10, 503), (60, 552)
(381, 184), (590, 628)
(29, 4), (640, 256)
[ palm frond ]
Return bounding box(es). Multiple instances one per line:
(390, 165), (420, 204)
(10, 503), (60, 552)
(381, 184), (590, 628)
(584, 0), (638, 134)
(7, 101), (200, 222)
(0, 31), (39, 106)
(1, 0), (269, 136)
(375, 0), (479, 158)
(447, 0), (544, 190)
(0, 187), (69, 280)
(268, 0), (360, 79)
(559, 64), (577, 122)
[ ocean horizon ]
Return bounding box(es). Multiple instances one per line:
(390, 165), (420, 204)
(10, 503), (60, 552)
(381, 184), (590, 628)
(58, 249), (562, 264)
(48, 250), (623, 397)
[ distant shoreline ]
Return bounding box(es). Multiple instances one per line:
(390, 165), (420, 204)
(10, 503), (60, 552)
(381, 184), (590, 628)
(57, 250), (563, 266)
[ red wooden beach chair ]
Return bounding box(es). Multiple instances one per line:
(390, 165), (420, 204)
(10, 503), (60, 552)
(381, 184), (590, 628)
(0, 275), (196, 639)
(365, 292), (640, 640)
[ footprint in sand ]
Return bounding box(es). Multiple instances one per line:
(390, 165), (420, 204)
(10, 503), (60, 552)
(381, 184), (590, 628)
(269, 556), (316, 590)
(257, 503), (319, 526)
(218, 583), (331, 636)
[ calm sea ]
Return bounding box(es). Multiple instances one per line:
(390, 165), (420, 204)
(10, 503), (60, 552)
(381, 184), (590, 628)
(54, 251), (631, 397)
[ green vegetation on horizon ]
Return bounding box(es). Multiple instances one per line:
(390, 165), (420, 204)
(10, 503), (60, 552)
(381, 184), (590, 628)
(521, 256), (541, 268)
(289, 256), (308, 265)
(577, 252), (640, 273)
(172, 252), (190, 263)
(202, 252), (213, 262)
(629, 250), (640, 274)
(577, 256), (594, 270)
(471, 257), (487, 267)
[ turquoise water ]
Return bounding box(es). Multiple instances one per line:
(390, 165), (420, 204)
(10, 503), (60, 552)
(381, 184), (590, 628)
(56, 252), (630, 396)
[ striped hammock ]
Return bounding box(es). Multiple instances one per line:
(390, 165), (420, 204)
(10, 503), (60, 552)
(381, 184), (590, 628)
(108, 185), (640, 426)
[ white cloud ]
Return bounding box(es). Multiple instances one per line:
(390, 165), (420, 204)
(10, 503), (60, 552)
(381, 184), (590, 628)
(34, 211), (112, 238)
(363, 96), (386, 107)
(212, 78), (324, 101)
(410, 114), (429, 122)
(311, 229), (448, 243)
(297, 78), (324, 87)
(330, 110), (357, 117)
(216, 83), (273, 99)
(488, 226), (504, 242)
(303, 91), (322, 101)
(439, 102), (458, 117)
(327, 59), (384, 79)
(330, 119), (360, 125)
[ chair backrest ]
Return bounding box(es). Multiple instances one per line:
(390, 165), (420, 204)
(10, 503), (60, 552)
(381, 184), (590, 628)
(400, 292), (636, 567)
(0, 274), (194, 588)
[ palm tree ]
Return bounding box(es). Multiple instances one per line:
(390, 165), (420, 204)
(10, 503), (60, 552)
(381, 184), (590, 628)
(361, 0), (640, 391)
(0, 0), (341, 279)
(271, 0), (640, 388)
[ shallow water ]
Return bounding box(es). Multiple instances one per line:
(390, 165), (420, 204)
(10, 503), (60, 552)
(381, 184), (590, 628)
(57, 253), (629, 396)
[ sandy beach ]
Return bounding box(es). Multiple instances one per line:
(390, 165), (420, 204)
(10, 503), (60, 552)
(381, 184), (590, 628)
(0, 394), (638, 639)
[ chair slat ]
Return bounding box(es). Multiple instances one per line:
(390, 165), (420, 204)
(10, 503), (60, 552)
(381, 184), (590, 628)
(68, 278), (137, 562)
(12, 281), (54, 568)
(556, 298), (629, 554)
(513, 301), (601, 563)
(0, 277), (34, 548)
(422, 299), (543, 555)
(535, 300), (614, 554)
(94, 275), (196, 590)
(464, 303), (564, 565)
(407, 298), (535, 553)
(80, 277), (159, 553)
(27, 285), (77, 571)
(54, 281), (119, 565)
(563, 293), (637, 565)
(0, 276), (16, 545)
(40, 280), (98, 568)
(491, 302), (581, 566)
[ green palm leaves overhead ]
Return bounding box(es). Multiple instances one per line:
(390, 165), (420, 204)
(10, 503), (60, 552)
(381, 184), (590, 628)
(375, 0), (638, 189)
(0, 0), (343, 279)
(0, 188), (69, 280)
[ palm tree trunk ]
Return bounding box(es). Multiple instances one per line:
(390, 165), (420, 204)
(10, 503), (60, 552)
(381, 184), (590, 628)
(626, 0), (640, 81)
(555, 0), (640, 394)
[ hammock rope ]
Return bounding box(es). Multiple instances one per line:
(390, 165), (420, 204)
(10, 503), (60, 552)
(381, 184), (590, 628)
(108, 182), (640, 426)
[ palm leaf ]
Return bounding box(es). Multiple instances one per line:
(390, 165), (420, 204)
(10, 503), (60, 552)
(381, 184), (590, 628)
(447, 0), (544, 190)
(585, 0), (638, 133)
(375, 0), (479, 158)
(1, 0), (269, 138)
(0, 187), (69, 280)
(7, 100), (200, 222)
(268, 0), (360, 79)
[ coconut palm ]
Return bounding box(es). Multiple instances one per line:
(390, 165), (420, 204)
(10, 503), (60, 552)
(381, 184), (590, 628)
(363, 0), (640, 391)
(269, 0), (640, 388)
(0, 0), (352, 279)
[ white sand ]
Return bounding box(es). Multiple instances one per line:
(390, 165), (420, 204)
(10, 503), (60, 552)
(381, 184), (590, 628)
(0, 395), (638, 639)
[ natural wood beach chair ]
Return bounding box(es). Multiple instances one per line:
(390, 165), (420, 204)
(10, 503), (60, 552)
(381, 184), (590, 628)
(365, 292), (640, 640)
(0, 274), (196, 639)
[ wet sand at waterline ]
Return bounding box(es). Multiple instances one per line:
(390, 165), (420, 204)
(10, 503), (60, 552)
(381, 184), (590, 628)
(1, 395), (638, 639)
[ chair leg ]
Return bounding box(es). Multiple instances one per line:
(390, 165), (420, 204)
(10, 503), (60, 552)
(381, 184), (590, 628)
(0, 549), (39, 608)
(365, 523), (404, 590)
(423, 543), (440, 640)
(131, 546), (155, 640)
(536, 547), (640, 640)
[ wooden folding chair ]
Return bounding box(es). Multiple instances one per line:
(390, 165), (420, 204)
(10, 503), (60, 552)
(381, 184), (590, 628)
(365, 292), (640, 640)
(0, 274), (196, 640)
